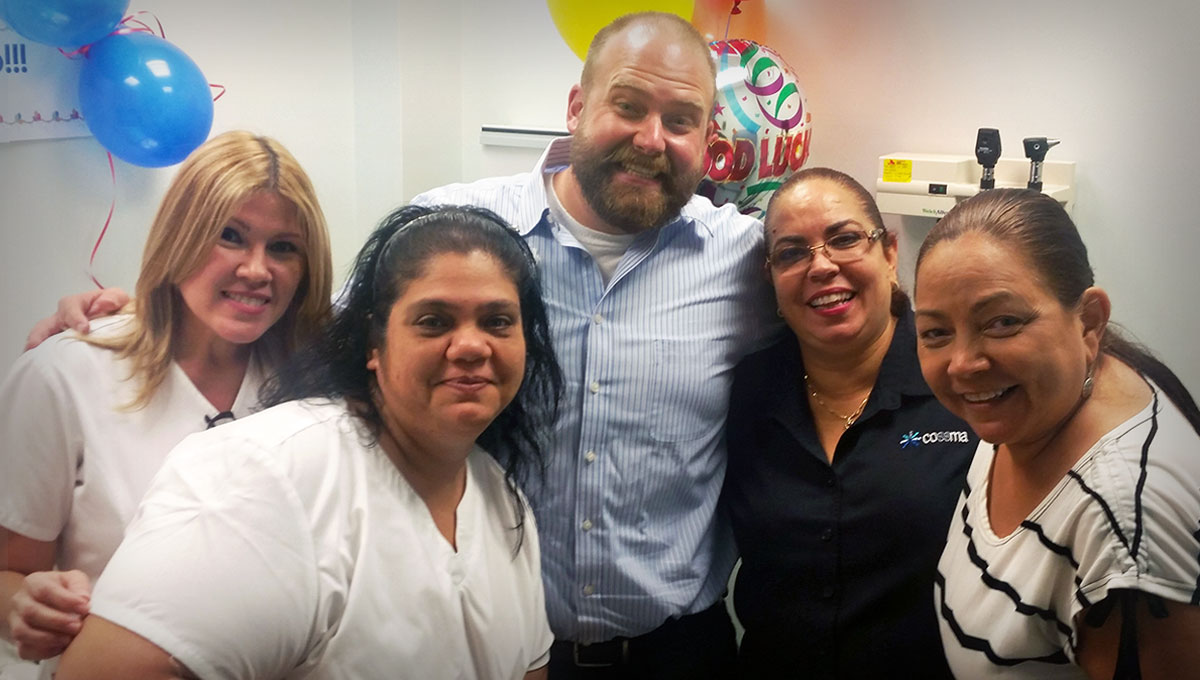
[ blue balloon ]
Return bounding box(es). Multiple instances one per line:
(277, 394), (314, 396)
(1, 0), (130, 49)
(79, 32), (213, 168)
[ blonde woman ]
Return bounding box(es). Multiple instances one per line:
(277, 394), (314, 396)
(0, 131), (332, 673)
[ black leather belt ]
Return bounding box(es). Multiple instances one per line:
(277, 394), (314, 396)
(552, 600), (728, 668)
(569, 638), (631, 667)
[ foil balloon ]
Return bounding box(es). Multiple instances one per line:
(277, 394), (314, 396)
(698, 39), (812, 219)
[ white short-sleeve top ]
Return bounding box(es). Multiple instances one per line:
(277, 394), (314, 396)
(90, 399), (553, 680)
(0, 315), (266, 582)
(936, 383), (1200, 678)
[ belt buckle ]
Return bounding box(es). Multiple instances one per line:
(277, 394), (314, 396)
(573, 639), (630, 668)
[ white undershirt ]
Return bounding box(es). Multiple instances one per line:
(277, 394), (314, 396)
(545, 171), (635, 284)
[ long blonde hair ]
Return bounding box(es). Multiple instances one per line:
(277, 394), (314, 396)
(89, 130), (333, 408)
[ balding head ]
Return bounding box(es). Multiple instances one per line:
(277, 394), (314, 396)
(580, 11), (716, 104)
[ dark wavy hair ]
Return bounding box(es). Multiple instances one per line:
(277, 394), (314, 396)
(261, 204), (563, 549)
(915, 188), (1200, 435)
(766, 167), (910, 317)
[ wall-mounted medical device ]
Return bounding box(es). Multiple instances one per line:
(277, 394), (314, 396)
(875, 132), (1074, 218)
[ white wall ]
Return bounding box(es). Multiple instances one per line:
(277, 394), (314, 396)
(394, 0), (580, 200)
(3, 0), (1197, 390)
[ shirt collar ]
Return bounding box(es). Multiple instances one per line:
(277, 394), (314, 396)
(875, 306), (934, 400)
(768, 306), (932, 423)
(523, 136), (713, 240)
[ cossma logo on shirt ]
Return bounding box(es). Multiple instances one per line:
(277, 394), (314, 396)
(900, 430), (971, 448)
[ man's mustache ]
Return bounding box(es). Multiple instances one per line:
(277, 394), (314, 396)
(605, 144), (672, 177)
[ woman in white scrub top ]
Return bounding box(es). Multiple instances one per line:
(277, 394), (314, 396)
(55, 205), (563, 679)
(0, 130), (333, 675)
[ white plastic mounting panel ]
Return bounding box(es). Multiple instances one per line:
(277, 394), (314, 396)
(479, 125), (567, 149)
(875, 152), (1075, 219)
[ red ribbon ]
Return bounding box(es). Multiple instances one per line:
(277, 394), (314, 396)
(723, 0), (750, 39)
(87, 152), (117, 288)
(57, 11), (165, 59)
(65, 10), (226, 287)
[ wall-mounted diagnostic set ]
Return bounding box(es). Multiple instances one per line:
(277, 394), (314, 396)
(875, 128), (1074, 218)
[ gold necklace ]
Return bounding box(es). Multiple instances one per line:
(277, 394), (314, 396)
(804, 373), (870, 430)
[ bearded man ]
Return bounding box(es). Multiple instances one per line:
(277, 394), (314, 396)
(415, 12), (778, 678)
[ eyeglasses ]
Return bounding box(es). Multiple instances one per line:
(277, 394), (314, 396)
(766, 228), (886, 272)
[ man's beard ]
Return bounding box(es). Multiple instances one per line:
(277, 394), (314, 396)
(569, 136), (703, 233)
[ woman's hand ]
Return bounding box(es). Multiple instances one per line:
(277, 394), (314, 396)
(8, 569), (91, 660)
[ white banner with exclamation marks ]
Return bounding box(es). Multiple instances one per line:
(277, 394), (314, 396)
(0, 19), (90, 143)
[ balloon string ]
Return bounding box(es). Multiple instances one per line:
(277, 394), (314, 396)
(210, 83), (227, 102)
(56, 11), (165, 59)
(88, 152), (117, 289)
(117, 11), (166, 39)
(724, 0), (745, 39)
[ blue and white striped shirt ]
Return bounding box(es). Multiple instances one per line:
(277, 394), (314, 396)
(414, 138), (780, 642)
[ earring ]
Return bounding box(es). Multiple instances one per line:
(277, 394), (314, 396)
(776, 308), (784, 318)
(1081, 363), (1095, 400)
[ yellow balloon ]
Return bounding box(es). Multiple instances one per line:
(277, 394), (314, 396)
(546, 0), (696, 61)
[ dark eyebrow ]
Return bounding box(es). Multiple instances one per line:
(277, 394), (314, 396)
(412, 299), (519, 313)
(770, 219), (862, 247)
(969, 291), (1021, 314)
(914, 291), (1021, 320)
(225, 218), (302, 240)
(821, 219), (863, 236)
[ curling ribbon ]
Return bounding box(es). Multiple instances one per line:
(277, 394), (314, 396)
(71, 11), (225, 285)
(724, 0), (747, 38)
(57, 10), (165, 58)
(87, 151), (116, 288)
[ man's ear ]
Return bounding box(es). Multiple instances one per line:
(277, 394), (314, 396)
(566, 84), (584, 134)
(1079, 286), (1111, 360)
(366, 347), (380, 372)
(706, 118), (718, 146)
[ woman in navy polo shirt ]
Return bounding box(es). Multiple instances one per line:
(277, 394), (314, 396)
(722, 168), (975, 678)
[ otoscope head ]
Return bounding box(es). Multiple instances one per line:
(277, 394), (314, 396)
(1023, 137), (1060, 162)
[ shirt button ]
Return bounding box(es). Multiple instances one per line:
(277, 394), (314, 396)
(583, 584), (595, 596)
(826, 476), (835, 487)
(581, 519), (593, 531)
(584, 450), (597, 463)
(593, 313), (604, 324)
(821, 586), (835, 599)
(589, 381), (600, 394)
(821, 529), (833, 542)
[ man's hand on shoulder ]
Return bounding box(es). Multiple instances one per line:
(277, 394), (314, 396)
(24, 288), (130, 350)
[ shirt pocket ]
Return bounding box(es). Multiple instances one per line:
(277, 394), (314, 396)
(649, 339), (727, 443)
